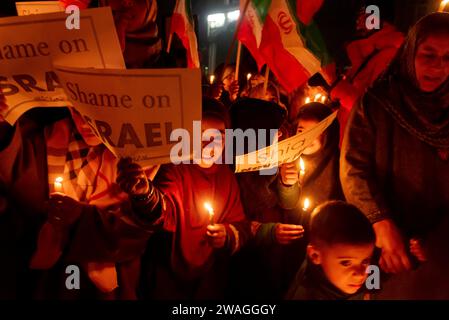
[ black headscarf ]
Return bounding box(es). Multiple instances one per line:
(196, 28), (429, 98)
(369, 12), (449, 150)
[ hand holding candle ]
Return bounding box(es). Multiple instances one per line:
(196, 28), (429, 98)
(280, 162), (299, 186)
(206, 224), (227, 249)
(275, 224), (304, 245)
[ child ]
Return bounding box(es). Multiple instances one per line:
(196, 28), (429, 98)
(117, 97), (249, 299)
(227, 98), (304, 300)
(286, 201), (376, 300)
(279, 102), (343, 225)
(0, 106), (157, 299)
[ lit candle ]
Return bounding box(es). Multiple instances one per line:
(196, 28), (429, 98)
(314, 93), (322, 102)
(298, 157), (305, 185)
(54, 176), (64, 193)
(439, 0), (449, 11)
(246, 73), (252, 81)
(321, 96), (327, 104)
(209, 75), (215, 85)
(204, 202), (215, 225)
(305, 97), (311, 104)
(303, 198), (310, 212)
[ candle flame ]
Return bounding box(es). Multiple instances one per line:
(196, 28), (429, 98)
(439, 0), (449, 11)
(303, 198), (310, 211)
(314, 93), (322, 102)
(299, 157), (305, 172)
(204, 202), (214, 214)
(54, 176), (63, 193)
(246, 73), (252, 81)
(321, 96), (327, 103)
(305, 97), (311, 104)
(209, 75), (215, 85)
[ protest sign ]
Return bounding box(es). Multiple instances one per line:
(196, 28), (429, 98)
(235, 111), (337, 173)
(0, 7), (125, 124)
(16, 1), (64, 16)
(54, 65), (202, 166)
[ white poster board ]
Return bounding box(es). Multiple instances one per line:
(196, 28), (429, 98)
(55, 65), (202, 166)
(0, 7), (125, 124)
(235, 111), (338, 172)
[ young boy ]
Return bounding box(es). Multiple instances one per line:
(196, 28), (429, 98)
(117, 97), (249, 299)
(286, 201), (376, 300)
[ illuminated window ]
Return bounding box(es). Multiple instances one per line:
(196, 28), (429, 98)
(207, 13), (226, 29)
(227, 10), (240, 22)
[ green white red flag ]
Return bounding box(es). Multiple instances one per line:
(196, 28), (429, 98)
(237, 0), (271, 70)
(170, 0), (200, 68)
(238, 0), (333, 92)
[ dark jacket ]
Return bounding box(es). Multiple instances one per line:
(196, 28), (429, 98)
(340, 91), (449, 238)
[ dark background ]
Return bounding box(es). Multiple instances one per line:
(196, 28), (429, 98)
(0, 0), (443, 72)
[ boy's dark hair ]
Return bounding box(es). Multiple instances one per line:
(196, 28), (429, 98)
(202, 97), (231, 129)
(309, 201), (375, 246)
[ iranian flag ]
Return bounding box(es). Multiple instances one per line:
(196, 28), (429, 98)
(170, 0), (200, 68)
(237, 0), (271, 70)
(259, 0), (332, 92)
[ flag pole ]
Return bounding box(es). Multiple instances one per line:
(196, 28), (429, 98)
(166, 33), (173, 53)
(235, 41), (242, 81)
(263, 66), (270, 96)
(225, 0), (251, 67)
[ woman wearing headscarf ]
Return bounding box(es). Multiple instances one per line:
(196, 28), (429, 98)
(341, 12), (449, 299)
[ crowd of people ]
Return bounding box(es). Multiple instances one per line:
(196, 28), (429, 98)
(0, 1), (449, 300)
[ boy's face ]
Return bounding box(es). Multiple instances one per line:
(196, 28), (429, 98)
(198, 117), (226, 168)
(308, 242), (374, 294)
(296, 118), (322, 155)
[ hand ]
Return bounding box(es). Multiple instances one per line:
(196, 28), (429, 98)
(280, 162), (299, 186)
(209, 83), (223, 100)
(330, 79), (358, 110)
(206, 224), (227, 249)
(410, 238), (427, 263)
(373, 219), (412, 273)
(229, 80), (240, 101)
(116, 158), (150, 196)
(47, 193), (83, 227)
(275, 224), (304, 245)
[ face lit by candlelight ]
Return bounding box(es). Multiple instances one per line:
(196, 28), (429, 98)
(297, 119), (323, 155)
(415, 34), (449, 92)
(308, 242), (374, 294)
(199, 116), (226, 168)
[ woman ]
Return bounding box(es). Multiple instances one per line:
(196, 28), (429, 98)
(0, 106), (157, 299)
(341, 13), (449, 299)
